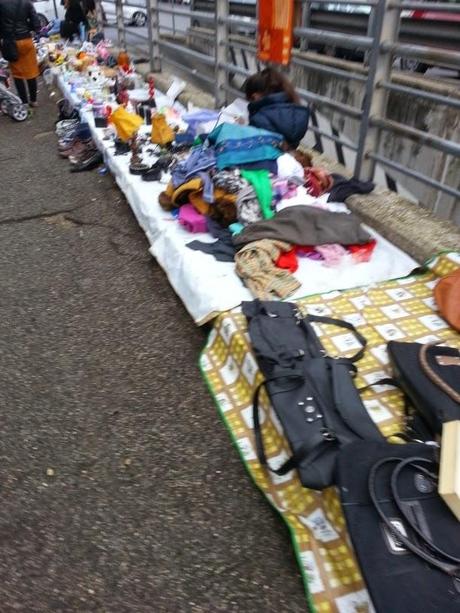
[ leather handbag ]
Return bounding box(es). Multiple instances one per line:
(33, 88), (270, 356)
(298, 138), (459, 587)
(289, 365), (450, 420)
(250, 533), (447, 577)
(338, 440), (460, 613)
(435, 269), (460, 331)
(0, 0), (22, 62)
(388, 340), (460, 439)
(243, 300), (383, 490)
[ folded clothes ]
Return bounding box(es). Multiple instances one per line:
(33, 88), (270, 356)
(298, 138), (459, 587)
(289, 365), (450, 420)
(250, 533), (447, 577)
(234, 205), (371, 249)
(305, 167), (334, 197)
(171, 145), (216, 202)
(328, 174), (374, 203)
(208, 123), (283, 170)
(315, 243), (348, 267)
(236, 183), (264, 226)
(235, 239), (300, 300)
(348, 239), (377, 262)
(208, 188), (238, 227)
(212, 170), (246, 194)
(237, 159), (278, 173)
(275, 248), (298, 273)
(240, 169), (274, 220)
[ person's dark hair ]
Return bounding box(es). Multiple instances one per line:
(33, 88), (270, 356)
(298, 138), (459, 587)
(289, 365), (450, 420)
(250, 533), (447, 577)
(243, 67), (300, 104)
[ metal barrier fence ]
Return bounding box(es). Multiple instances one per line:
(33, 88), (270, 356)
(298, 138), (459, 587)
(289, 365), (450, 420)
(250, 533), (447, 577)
(98, 0), (460, 216)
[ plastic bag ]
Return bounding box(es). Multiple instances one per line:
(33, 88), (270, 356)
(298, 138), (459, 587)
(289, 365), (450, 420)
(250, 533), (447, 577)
(109, 106), (143, 142)
(151, 113), (175, 146)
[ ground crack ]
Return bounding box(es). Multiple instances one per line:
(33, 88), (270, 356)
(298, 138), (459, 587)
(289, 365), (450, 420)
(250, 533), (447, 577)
(0, 201), (93, 226)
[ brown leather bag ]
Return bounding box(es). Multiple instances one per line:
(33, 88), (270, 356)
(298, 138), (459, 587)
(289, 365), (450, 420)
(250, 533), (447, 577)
(434, 268), (460, 331)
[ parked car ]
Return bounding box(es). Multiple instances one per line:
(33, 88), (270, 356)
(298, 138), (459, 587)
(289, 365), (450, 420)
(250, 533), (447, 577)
(101, 0), (147, 27)
(32, 0), (65, 28)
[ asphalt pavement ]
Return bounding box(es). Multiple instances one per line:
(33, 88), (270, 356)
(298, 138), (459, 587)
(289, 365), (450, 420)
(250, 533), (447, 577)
(0, 86), (307, 611)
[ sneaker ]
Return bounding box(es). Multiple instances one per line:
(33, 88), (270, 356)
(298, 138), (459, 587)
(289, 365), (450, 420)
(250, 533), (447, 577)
(70, 150), (103, 173)
(59, 138), (94, 158)
(56, 119), (79, 137)
(68, 142), (98, 165)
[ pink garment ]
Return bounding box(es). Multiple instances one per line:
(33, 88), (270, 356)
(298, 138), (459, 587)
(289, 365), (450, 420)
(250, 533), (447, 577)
(273, 179), (299, 201)
(178, 204), (208, 233)
(315, 244), (348, 267)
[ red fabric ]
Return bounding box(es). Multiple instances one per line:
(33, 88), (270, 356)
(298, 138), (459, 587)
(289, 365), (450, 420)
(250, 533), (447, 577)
(275, 248), (299, 273)
(347, 240), (377, 263)
(304, 167), (334, 197)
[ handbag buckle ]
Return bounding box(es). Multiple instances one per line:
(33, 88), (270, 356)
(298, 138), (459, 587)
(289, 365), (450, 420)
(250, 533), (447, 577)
(321, 428), (337, 442)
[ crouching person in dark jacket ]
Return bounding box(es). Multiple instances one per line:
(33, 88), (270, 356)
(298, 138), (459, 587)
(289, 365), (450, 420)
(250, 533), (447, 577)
(243, 67), (309, 151)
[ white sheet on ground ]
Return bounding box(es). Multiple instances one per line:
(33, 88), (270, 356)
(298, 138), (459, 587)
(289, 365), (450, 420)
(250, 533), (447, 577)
(57, 74), (419, 325)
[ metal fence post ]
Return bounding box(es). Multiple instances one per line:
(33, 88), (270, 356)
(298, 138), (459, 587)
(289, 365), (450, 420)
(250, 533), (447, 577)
(147, 0), (161, 72)
(95, 0), (105, 34)
(354, 0), (400, 180)
(215, 0), (229, 108)
(115, 0), (126, 49)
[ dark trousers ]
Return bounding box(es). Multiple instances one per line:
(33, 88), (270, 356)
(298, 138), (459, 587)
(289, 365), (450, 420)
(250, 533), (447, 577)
(14, 78), (37, 104)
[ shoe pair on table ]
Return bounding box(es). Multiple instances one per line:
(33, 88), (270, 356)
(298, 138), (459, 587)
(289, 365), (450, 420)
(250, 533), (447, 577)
(130, 154), (173, 182)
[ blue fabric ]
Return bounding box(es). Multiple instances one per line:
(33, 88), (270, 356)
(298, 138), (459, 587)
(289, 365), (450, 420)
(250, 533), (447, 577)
(248, 92), (310, 149)
(208, 123), (283, 170)
(171, 144), (216, 203)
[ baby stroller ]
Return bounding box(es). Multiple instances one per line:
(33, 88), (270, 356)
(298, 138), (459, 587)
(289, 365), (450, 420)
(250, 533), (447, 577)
(0, 59), (28, 122)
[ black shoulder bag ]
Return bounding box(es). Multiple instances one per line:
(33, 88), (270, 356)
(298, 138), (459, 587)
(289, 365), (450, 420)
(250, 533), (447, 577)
(388, 339), (460, 439)
(243, 300), (383, 490)
(1, 0), (22, 62)
(338, 440), (460, 613)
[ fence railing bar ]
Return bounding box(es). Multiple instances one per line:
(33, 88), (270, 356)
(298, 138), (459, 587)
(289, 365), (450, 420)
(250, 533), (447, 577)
(294, 27), (374, 50)
(297, 87), (363, 119)
(308, 125), (359, 151)
(158, 39), (215, 66)
(379, 81), (460, 110)
(123, 29), (148, 41)
(218, 17), (258, 28)
(389, 2), (460, 11)
(221, 83), (244, 98)
(371, 117), (460, 157)
(369, 153), (460, 200)
(292, 55), (368, 83)
(218, 62), (252, 78)
(382, 42), (460, 68)
(153, 6), (215, 22)
(301, 0), (379, 5)
(161, 56), (216, 85)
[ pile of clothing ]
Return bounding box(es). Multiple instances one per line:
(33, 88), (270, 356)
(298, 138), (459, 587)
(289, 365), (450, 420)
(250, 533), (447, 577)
(158, 121), (376, 300)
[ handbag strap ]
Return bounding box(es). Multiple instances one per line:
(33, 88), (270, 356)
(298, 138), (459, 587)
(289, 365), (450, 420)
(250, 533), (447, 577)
(391, 456), (460, 565)
(306, 314), (367, 362)
(251, 311), (367, 476)
(252, 377), (338, 477)
(419, 340), (460, 404)
(368, 456), (460, 578)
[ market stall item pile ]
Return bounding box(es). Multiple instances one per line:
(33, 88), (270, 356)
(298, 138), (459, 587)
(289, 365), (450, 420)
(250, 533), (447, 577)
(44, 39), (460, 613)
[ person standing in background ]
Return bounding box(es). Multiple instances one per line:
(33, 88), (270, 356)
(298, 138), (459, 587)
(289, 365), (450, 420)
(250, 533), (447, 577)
(0, 0), (41, 107)
(60, 0), (86, 41)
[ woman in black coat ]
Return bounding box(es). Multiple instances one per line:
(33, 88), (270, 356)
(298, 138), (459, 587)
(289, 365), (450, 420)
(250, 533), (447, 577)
(60, 0), (86, 40)
(243, 67), (310, 151)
